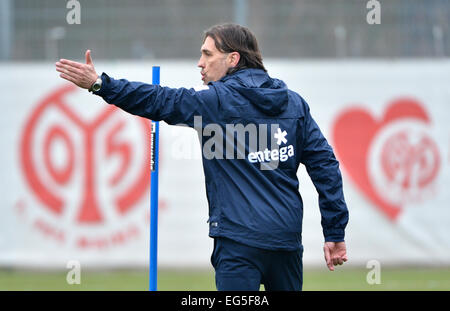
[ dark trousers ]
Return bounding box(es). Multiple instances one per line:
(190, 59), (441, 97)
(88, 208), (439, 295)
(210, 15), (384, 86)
(211, 237), (303, 291)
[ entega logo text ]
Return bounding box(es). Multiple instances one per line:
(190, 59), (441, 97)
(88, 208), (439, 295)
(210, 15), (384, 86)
(248, 145), (294, 163)
(248, 127), (295, 163)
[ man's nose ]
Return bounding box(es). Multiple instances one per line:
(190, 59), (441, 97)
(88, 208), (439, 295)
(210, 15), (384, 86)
(197, 57), (204, 68)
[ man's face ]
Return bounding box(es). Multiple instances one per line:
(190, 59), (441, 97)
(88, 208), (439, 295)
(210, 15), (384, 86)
(197, 36), (230, 84)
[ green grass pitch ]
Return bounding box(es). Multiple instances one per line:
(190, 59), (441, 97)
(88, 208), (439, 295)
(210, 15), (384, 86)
(1, 267), (449, 291)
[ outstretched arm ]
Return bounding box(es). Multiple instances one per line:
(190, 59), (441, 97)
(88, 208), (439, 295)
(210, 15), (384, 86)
(55, 50), (219, 127)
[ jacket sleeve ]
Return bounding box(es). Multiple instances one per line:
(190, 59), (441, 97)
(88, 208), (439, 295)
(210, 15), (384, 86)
(94, 72), (219, 127)
(299, 101), (349, 242)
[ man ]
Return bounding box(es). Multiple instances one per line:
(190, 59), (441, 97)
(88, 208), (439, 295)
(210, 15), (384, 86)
(55, 23), (349, 291)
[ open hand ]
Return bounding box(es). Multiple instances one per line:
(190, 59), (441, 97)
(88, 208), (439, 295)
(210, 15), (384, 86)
(55, 50), (98, 89)
(323, 241), (348, 271)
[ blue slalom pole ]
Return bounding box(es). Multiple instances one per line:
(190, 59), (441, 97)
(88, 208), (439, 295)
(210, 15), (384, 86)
(149, 66), (160, 291)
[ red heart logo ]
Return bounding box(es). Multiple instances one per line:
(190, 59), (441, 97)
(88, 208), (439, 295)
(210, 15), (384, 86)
(332, 98), (436, 221)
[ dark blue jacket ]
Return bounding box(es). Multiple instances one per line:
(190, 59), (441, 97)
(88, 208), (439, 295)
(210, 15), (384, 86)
(95, 68), (348, 251)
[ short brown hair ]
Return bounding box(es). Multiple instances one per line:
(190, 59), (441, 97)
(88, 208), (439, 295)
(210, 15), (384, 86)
(203, 23), (267, 74)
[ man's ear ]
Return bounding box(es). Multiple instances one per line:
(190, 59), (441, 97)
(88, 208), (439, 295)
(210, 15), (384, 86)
(228, 52), (240, 68)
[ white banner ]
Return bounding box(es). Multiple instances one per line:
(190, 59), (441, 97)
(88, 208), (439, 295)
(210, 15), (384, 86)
(1, 60), (449, 268)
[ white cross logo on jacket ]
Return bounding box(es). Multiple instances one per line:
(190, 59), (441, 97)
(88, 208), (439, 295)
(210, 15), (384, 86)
(274, 128), (288, 145)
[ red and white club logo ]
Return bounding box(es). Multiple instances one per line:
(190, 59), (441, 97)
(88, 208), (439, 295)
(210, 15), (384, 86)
(369, 120), (440, 206)
(19, 84), (152, 248)
(333, 97), (441, 221)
